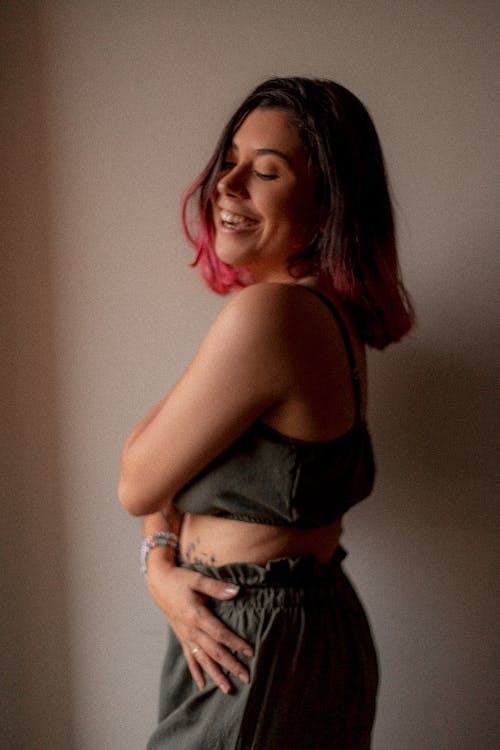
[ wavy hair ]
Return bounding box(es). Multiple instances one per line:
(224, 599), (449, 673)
(182, 77), (414, 349)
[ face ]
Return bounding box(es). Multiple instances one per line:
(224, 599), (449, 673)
(210, 108), (317, 282)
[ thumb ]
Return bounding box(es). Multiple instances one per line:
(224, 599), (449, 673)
(192, 572), (240, 600)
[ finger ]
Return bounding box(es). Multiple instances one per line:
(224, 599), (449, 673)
(191, 648), (233, 694)
(195, 604), (254, 658)
(183, 645), (205, 691)
(194, 631), (251, 685)
(191, 572), (241, 601)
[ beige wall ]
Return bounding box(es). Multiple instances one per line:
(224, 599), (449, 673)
(2, 1), (498, 748)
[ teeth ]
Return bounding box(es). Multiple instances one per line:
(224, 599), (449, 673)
(220, 210), (256, 227)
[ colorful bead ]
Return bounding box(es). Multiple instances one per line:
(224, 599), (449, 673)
(140, 531), (179, 575)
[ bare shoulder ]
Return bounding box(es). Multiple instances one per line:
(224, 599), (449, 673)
(195, 283), (326, 392)
(220, 282), (297, 318)
(214, 282), (329, 340)
(190, 284), (303, 395)
(202, 282), (360, 379)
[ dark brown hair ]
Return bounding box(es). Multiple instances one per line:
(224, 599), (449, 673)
(182, 77), (414, 349)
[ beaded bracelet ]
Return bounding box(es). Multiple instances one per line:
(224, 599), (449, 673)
(140, 531), (179, 575)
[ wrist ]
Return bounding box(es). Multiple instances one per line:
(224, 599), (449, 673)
(140, 531), (179, 575)
(146, 543), (177, 571)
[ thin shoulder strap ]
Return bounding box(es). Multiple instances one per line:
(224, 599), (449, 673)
(294, 285), (362, 424)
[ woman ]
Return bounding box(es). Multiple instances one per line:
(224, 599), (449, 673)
(119, 77), (414, 749)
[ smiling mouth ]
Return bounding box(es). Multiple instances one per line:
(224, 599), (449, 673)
(220, 209), (258, 229)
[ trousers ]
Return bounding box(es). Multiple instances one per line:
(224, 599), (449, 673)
(147, 548), (378, 750)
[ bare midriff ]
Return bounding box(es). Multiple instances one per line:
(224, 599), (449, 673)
(178, 513), (343, 567)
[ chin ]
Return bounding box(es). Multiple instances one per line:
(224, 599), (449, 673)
(214, 242), (252, 269)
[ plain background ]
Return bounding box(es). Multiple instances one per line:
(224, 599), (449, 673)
(2, 1), (499, 748)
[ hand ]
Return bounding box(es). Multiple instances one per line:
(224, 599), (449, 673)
(147, 553), (253, 693)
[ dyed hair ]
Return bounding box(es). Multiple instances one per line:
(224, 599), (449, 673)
(182, 77), (414, 349)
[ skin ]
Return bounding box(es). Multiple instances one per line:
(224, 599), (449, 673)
(212, 108), (317, 279)
(119, 108), (367, 694)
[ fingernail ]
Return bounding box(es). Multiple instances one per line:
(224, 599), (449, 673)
(223, 585), (239, 595)
(242, 648), (253, 657)
(238, 672), (250, 684)
(220, 682), (231, 694)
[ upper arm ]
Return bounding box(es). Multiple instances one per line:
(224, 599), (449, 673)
(119, 284), (293, 515)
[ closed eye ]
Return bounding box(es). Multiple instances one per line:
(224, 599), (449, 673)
(220, 159), (278, 180)
(255, 171), (278, 181)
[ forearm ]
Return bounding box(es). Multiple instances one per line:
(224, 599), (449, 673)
(119, 391), (175, 514)
(143, 506), (182, 537)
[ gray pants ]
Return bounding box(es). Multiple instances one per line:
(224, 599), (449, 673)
(147, 548), (378, 749)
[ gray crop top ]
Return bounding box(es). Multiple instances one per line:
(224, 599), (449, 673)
(174, 287), (375, 528)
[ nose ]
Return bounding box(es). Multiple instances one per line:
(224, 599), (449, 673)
(216, 164), (248, 197)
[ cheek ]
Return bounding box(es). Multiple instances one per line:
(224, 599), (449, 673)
(270, 190), (304, 224)
(281, 195), (315, 242)
(260, 180), (316, 245)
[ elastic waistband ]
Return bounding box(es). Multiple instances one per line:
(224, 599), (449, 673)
(179, 546), (347, 589)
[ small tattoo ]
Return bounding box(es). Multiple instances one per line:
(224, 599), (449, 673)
(181, 541), (216, 565)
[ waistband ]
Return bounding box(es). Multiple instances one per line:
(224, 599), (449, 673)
(178, 546), (347, 589)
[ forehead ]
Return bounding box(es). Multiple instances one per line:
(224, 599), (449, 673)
(230, 108), (306, 159)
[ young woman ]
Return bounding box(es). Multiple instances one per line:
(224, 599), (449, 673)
(119, 77), (414, 749)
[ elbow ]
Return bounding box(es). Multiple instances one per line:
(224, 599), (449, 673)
(118, 447), (175, 516)
(118, 464), (172, 517)
(118, 466), (158, 517)
(118, 478), (147, 516)
(118, 445), (152, 515)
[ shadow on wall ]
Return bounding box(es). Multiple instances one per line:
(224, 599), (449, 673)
(1, 4), (75, 748)
(369, 330), (498, 520)
(363, 331), (499, 750)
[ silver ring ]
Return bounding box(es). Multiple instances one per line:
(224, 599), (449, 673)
(191, 646), (201, 656)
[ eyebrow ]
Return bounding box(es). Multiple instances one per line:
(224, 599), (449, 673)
(229, 142), (292, 165)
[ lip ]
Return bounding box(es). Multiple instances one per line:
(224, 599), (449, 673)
(216, 205), (260, 232)
(216, 204), (259, 222)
